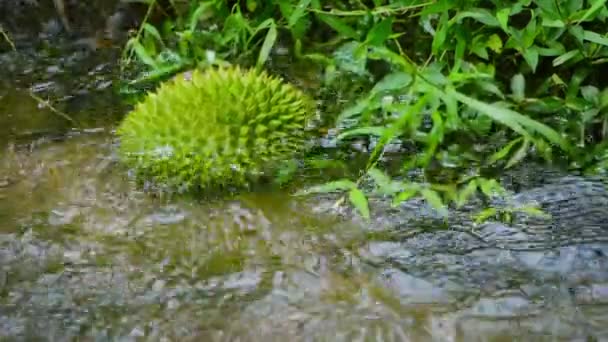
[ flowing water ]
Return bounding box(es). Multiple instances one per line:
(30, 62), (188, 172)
(1, 37), (608, 342)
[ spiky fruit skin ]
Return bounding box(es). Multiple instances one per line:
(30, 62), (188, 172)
(116, 66), (314, 191)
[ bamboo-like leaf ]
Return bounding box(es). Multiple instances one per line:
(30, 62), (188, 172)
(583, 30), (608, 47)
(553, 50), (581, 66)
(474, 207), (498, 223)
(367, 167), (405, 195)
(487, 137), (523, 164)
(420, 188), (448, 215)
(336, 126), (387, 141)
(337, 97), (374, 123)
(257, 22), (277, 67)
(510, 74), (525, 102)
(451, 9), (500, 27)
(189, 2), (214, 31)
(478, 178), (503, 198)
(506, 137), (530, 168)
(365, 17), (393, 46)
(575, 0), (607, 24)
(371, 72), (413, 95)
(294, 179), (357, 195)
(349, 188), (370, 220)
(392, 187), (420, 207)
(366, 93), (430, 170)
(517, 205), (551, 219)
(367, 46), (416, 74)
(142, 23), (164, 47)
(316, 13), (358, 39)
(496, 8), (510, 31)
(449, 90), (570, 152)
(456, 179), (479, 207)
(288, 0), (312, 28)
(367, 167), (393, 188)
(130, 40), (158, 68)
(128, 62), (186, 85)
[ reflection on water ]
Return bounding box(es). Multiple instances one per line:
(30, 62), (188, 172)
(1, 129), (607, 341)
(0, 88), (67, 148)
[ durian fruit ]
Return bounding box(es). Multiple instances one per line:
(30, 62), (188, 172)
(116, 66), (315, 192)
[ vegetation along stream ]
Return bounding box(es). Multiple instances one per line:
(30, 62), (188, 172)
(2, 0), (608, 341)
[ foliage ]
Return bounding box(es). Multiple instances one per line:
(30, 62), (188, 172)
(116, 66), (314, 192)
(121, 0), (608, 220)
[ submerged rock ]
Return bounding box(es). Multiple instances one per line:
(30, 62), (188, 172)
(2, 126), (608, 340)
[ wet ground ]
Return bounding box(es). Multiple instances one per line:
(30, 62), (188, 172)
(1, 30), (608, 342)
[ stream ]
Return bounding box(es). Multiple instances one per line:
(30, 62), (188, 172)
(1, 23), (608, 342)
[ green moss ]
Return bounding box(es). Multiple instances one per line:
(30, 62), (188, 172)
(116, 66), (315, 192)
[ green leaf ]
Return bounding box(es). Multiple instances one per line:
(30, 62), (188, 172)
(487, 137), (523, 164)
(496, 8), (510, 31)
(349, 188), (370, 220)
(333, 41), (368, 75)
(367, 167), (404, 195)
(600, 88), (608, 109)
(581, 85), (600, 103)
(288, 0), (312, 28)
(337, 97), (374, 123)
(366, 94), (430, 169)
(189, 2), (214, 31)
(474, 207), (498, 223)
(583, 30), (608, 47)
(506, 137), (530, 168)
(575, 0), (607, 24)
(246, 0), (257, 12)
(478, 178), (503, 197)
(366, 17), (394, 46)
(257, 22), (277, 67)
(128, 62), (186, 85)
(553, 50), (581, 66)
(367, 167), (393, 189)
(542, 18), (566, 28)
(522, 47), (539, 72)
(336, 126), (387, 141)
(510, 74), (525, 102)
(486, 34), (503, 53)
(451, 9), (500, 27)
(517, 206), (551, 219)
(392, 187), (420, 207)
(567, 67), (591, 101)
(141, 23), (164, 46)
(316, 13), (359, 39)
(371, 72), (413, 95)
(456, 179), (479, 207)
(568, 25), (585, 45)
(306, 158), (348, 171)
(449, 90), (570, 152)
(453, 28), (467, 69)
(367, 46), (416, 74)
(420, 188), (448, 215)
(130, 40), (158, 68)
(442, 88), (460, 129)
(294, 179), (357, 195)
(432, 12), (449, 56)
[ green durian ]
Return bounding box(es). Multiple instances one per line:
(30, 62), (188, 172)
(116, 66), (315, 192)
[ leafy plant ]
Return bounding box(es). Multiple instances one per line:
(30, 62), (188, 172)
(120, 0), (608, 220)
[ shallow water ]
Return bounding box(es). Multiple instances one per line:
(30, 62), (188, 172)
(0, 130), (424, 340)
(2, 49), (608, 342)
(2, 107), (608, 342)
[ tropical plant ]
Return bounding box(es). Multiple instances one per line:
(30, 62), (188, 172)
(120, 0), (608, 219)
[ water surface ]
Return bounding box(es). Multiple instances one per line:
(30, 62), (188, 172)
(1, 48), (608, 342)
